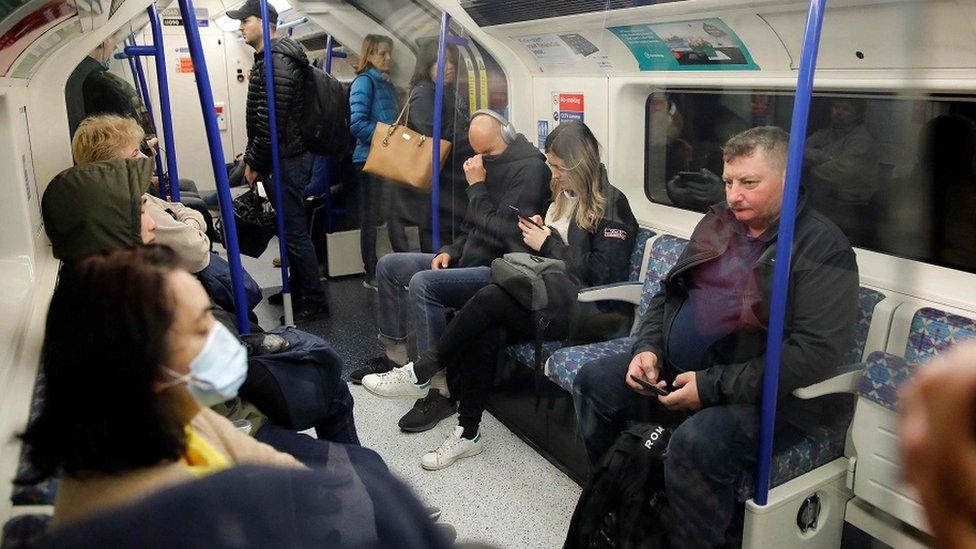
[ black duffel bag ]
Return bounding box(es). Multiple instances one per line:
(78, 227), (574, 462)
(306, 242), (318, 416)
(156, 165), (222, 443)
(217, 190), (276, 258)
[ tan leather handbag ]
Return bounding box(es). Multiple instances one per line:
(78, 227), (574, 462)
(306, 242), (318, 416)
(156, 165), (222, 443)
(362, 102), (452, 193)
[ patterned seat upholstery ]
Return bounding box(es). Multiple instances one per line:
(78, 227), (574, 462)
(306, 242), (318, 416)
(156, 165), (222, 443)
(856, 351), (916, 410)
(904, 307), (976, 364)
(505, 227), (655, 369)
(735, 286), (886, 500)
(545, 235), (690, 392)
(10, 371), (56, 507)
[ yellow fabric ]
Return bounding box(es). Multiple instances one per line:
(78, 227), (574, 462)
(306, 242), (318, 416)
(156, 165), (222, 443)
(183, 425), (231, 477)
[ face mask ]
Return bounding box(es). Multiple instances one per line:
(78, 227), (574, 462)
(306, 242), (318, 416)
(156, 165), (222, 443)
(99, 58), (111, 70)
(160, 322), (248, 407)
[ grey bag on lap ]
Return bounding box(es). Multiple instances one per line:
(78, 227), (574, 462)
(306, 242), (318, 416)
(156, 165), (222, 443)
(490, 253), (567, 311)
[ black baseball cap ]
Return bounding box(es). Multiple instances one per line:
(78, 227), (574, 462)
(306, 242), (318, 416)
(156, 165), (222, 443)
(226, 0), (278, 24)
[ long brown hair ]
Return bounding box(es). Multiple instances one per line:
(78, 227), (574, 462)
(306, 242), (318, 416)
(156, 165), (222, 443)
(355, 34), (393, 74)
(545, 121), (606, 232)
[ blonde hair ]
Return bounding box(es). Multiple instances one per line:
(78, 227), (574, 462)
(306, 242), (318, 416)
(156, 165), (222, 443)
(354, 34), (393, 74)
(545, 121), (606, 232)
(72, 115), (144, 165)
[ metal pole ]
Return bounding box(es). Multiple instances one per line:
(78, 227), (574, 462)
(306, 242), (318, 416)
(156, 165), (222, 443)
(320, 35), (348, 234)
(147, 4), (181, 202)
(431, 13), (468, 251)
(121, 40), (168, 198)
(259, 0), (294, 326)
(176, 0), (251, 334)
(755, 0), (827, 506)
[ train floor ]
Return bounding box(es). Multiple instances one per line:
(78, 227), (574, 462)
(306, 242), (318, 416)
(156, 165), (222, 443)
(237, 240), (582, 548)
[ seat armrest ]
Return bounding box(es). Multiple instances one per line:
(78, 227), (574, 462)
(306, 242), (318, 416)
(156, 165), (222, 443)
(577, 282), (643, 305)
(792, 365), (862, 399)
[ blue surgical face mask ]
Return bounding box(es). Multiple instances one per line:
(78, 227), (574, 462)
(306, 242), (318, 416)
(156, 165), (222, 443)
(160, 322), (247, 407)
(99, 58), (111, 70)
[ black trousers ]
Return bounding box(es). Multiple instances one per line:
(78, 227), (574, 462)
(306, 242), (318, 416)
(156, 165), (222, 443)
(354, 163), (408, 278)
(427, 284), (569, 429)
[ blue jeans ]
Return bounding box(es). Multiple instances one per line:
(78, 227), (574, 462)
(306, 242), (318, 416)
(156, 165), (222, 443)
(376, 252), (491, 357)
(266, 153), (327, 306)
(255, 424), (384, 473)
(573, 352), (803, 548)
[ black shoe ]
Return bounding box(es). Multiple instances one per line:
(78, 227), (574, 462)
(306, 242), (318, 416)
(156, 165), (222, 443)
(398, 389), (456, 433)
(349, 356), (396, 384)
(280, 300), (329, 325)
(268, 290), (305, 306)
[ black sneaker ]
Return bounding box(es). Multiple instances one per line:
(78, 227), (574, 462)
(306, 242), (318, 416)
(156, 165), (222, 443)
(349, 356), (395, 384)
(398, 389), (456, 433)
(267, 290), (302, 306)
(280, 300), (329, 325)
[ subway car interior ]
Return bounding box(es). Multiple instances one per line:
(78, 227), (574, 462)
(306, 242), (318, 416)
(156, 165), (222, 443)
(1, 0), (975, 547)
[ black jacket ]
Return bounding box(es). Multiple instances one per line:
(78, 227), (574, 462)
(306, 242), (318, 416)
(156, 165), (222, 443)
(539, 169), (638, 288)
(633, 196), (858, 429)
(245, 37), (308, 174)
(441, 134), (551, 267)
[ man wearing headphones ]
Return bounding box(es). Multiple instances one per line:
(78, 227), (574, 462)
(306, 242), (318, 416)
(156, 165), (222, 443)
(351, 111), (551, 403)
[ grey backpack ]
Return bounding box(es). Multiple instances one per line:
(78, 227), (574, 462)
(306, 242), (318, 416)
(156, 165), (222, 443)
(490, 253), (568, 311)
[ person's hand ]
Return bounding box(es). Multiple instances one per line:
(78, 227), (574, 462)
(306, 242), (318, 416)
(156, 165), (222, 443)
(244, 164), (260, 188)
(431, 253), (451, 270)
(463, 154), (487, 186)
(150, 175), (160, 192)
(146, 137), (158, 156)
(626, 352), (665, 394)
(900, 342), (976, 547)
(235, 153), (245, 165)
(658, 371), (701, 411)
(519, 215), (550, 252)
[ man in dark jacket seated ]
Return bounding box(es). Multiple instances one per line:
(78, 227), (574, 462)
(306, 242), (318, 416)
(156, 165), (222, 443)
(352, 111), (550, 381)
(573, 126), (859, 548)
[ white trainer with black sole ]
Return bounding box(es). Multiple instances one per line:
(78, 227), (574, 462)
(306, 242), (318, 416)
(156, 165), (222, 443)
(421, 426), (485, 470)
(362, 363), (430, 398)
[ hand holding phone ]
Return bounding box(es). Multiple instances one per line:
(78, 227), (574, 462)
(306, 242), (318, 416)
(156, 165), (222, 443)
(630, 374), (670, 396)
(509, 205), (543, 229)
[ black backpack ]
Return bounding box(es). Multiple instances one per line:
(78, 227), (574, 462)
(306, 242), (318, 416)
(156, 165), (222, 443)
(301, 66), (352, 158)
(565, 424), (674, 549)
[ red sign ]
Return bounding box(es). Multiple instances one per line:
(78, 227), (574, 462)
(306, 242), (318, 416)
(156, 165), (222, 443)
(558, 93), (584, 112)
(177, 57), (194, 73)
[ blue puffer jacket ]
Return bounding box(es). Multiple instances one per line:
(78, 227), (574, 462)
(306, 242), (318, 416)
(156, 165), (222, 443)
(348, 67), (398, 164)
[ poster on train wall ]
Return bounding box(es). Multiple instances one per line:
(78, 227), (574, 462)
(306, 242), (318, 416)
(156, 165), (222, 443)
(0, 0), (78, 76)
(553, 92), (584, 124)
(514, 32), (615, 72)
(608, 18), (758, 71)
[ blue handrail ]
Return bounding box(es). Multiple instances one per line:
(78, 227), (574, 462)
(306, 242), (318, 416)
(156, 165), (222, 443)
(754, 0), (828, 506)
(430, 12), (468, 251)
(259, 0), (293, 326)
(147, 5), (181, 202)
(176, 0), (251, 334)
(318, 35), (348, 234)
(120, 40), (168, 198)
(324, 34), (346, 74)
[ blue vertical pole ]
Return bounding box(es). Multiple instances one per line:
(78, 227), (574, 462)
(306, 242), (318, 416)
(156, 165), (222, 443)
(755, 0), (827, 506)
(176, 0), (251, 334)
(122, 40), (168, 197)
(147, 5), (181, 202)
(431, 13), (468, 251)
(259, 0), (293, 326)
(319, 35), (347, 234)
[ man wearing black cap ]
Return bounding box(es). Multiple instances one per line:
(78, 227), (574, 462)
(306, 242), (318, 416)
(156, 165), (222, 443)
(229, 0), (330, 322)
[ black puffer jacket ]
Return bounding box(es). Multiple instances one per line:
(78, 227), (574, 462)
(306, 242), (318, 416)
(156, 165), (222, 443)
(440, 134), (551, 268)
(245, 37), (308, 174)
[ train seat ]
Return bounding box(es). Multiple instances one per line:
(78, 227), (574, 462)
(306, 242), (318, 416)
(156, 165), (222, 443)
(844, 304), (976, 544)
(504, 226), (656, 369)
(9, 371), (56, 507)
(543, 234), (689, 392)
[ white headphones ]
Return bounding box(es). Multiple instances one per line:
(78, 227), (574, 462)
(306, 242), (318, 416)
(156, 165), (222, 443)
(471, 109), (517, 144)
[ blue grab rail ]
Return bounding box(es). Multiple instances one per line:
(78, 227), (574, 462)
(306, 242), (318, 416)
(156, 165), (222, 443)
(259, 0), (293, 326)
(317, 35), (348, 234)
(176, 0), (251, 334)
(430, 12), (468, 251)
(754, 0), (828, 506)
(120, 39), (167, 197)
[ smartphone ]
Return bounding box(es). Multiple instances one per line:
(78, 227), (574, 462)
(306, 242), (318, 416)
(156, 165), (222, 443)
(508, 205), (544, 229)
(677, 170), (708, 183)
(630, 375), (670, 396)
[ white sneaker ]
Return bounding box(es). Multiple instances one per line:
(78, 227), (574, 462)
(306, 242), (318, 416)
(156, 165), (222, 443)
(362, 362), (430, 398)
(421, 426), (484, 470)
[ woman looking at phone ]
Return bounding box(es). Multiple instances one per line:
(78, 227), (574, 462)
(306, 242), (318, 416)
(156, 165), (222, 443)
(361, 120), (639, 470)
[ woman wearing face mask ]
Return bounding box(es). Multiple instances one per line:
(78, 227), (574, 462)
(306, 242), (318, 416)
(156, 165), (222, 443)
(349, 34), (407, 288)
(362, 121), (639, 469)
(19, 246), (303, 528)
(404, 39), (473, 251)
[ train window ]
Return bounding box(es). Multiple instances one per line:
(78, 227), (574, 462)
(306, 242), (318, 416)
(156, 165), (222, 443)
(645, 89), (976, 273)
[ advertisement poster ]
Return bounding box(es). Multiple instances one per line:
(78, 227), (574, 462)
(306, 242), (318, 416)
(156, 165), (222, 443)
(552, 92), (584, 124)
(609, 18), (758, 71)
(514, 32), (614, 72)
(0, 0), (77, 76)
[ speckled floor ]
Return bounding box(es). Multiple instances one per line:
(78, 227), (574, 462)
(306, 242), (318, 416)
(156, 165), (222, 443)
(225, 242), (583, 548)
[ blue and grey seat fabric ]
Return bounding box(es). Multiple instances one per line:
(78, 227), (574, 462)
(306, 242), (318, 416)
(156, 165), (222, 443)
(546, 234), (690, 392)
(504, 227), (656, 368)
(733, 286), (887, 500)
